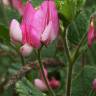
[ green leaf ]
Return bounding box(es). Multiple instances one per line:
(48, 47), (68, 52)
(68, 9), (92, 45)
(16, 78), (47, 96)
(72, 66), (96, 96)
(60, 0), (76, 21)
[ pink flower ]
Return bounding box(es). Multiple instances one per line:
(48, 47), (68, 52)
(33, 0), (59, 46)
(10, 0), (25, 15)
(87, 17), (96, 48)
(34, 68), (60, 91)
(92, 79), (96, 91)
(10, 2), (35, 56)
(9, 0), (59, 56)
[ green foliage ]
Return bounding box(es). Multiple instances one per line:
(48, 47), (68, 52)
(68, 9), (90, 45)
(16, 78), (46, 96)
(72, 66), (96, 96)
(57, 0), (86, 22)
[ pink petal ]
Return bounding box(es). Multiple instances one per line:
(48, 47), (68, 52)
(31, 0), (49, 41)
(20, 43), (33, 57)
(10, 19), (22, 43)
(34, 79), (48, 91)
(48, 0), (59, 40)
(40, 0), (59, 45)
(21, 1), (35, 25)
(21, 1), (36, 45)
(29, 27), (41, 48)
(32, 8), (45, 36)
(41, 21), (53, 45)
(49, 77), (60, 89)
(28, 4), (47, 48)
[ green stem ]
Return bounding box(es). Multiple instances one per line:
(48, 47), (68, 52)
(64, 27), (71, 63)
(38, 47), (55, 96)
(66, 63), (73, 96)
(65, 31), (87, 96)
(64, 26), (73, 96)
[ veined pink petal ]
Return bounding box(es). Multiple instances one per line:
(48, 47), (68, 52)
(88, 21), (95, 48)
(10, 19), (22, 43)
(20, 43), (33, 56)
(34, 79), (48, 91)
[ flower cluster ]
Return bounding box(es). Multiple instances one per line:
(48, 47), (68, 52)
(9, 0), (59, 56)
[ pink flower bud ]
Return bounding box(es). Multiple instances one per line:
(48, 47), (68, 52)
(10, 19), (22, 43)
(34, 79), (48, 91)
(49, 77), (60, 89)
(20, 43), (33, 56)
(2, 0), (10, 6)
(10, 0), (24, 15)
(87, 19), (95, 48)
